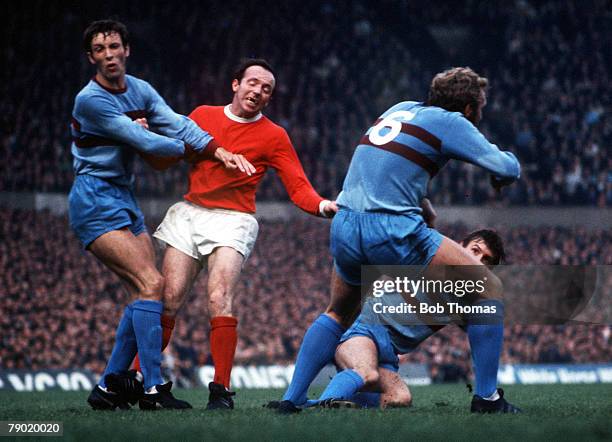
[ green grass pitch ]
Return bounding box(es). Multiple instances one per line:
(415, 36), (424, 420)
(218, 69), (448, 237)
(1, 384), (610, 441)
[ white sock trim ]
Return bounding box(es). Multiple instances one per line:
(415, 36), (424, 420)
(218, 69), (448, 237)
(483, 390), (500, 401)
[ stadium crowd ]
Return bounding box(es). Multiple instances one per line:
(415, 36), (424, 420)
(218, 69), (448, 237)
(1, 209), (610, 385)
(1, 0), (610, 206)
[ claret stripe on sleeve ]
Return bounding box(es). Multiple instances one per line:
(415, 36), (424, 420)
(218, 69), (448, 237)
(73, 134), (120, 148)
(72, 110), (148, 148)
(358, 135), (440, 177)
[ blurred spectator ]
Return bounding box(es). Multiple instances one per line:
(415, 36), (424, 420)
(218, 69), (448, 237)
(0, 0), (609, 206)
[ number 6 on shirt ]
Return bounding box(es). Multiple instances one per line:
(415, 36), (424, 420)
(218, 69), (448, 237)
(368, 110), (416, 146)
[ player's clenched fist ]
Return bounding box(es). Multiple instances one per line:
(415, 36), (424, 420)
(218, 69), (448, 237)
(320, 200), (338, 218)
(134, 117), (149, 130)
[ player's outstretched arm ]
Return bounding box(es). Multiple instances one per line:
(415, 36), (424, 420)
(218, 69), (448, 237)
(271, 131), (334, 217)
(131, 118), (180, 170)
(76, 94), (189, 157)
(142, 88), (256, 175)
(443, 115), (521, 184)
(132, 117), (255, 174)
(144, 83), (221, 158)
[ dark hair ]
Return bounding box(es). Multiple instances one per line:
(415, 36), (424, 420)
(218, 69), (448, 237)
(232, 58), (276, 82)
(426, 67), (488, 114)
(462, 229), (505, 265)
(83, 19), (129, 53)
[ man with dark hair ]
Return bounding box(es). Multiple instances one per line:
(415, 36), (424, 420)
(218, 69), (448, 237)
(82, 19), (130, 53)
(277, 66), (520, 413)
(232, 58), (276, 82)
(131, 58), (337, 410)
(313, 229), (520, 413)
(71, 19), (250, 411)
(461, 229), (506, 266)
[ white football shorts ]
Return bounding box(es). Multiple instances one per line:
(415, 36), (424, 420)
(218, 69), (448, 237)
(153, 201), (259, 262)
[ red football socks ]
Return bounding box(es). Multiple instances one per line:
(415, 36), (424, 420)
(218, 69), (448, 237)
(133, 314), (176, 372)
(210, 316), (238, 388)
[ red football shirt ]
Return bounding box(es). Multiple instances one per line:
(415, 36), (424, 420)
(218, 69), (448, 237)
(184, 105), (323, 215)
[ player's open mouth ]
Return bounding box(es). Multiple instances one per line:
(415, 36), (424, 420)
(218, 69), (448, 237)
(246, 97), (258, 106)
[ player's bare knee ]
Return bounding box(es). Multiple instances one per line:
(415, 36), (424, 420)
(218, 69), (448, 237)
(139, 271), (165, 300)
(162, 284), (183, 315)
(382, 397), (412, 409)
(380, 388), (412, 408)
(483, 273), (504, 300)
(209, 287), (232, 316)
(396, 390), (412, 407)
(151, 273), (165, 294)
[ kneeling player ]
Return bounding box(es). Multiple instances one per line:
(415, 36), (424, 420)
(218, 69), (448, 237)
(279, 67), (520, 413)
(315, 230), (521, 413)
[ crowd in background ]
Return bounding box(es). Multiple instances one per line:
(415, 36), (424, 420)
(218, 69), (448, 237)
(1, 0), (610, 206)
(1, 209), (610, 385)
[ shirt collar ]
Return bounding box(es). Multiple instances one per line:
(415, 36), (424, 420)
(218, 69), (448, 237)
(224, 105), (262, 123)
(92, 76), (127, 94)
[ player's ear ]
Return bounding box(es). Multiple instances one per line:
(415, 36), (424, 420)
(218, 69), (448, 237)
(125, 44), (130, 58)
(87, 52), (96, 65)
(463, 103), (474, 120)
(232, 79), (240, 93)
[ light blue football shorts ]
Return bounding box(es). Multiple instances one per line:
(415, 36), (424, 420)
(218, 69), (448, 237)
(330, 208), (443, 286)
(339, 317), (400, 372)
(68, 174), (146, 248)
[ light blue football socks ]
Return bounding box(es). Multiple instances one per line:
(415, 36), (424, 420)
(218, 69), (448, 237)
(466, 299), (505, 398)
(318, 369), (365, 402)
(283, 314), (345, 404)
(99, 304), (137, 388)
(131, 300), (164, 390)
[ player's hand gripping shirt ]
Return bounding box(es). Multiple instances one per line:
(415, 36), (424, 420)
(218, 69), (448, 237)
(337, 101), (521, 214)
(185, 105), (324, 215)
(70, 75), (218, 186)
